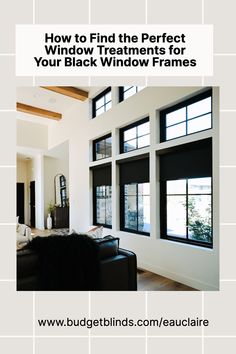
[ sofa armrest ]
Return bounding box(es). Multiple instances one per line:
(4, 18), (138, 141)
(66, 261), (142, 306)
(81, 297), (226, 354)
(17, 249), (40, 290)
(99, 251), (137, 291)
(118, 248), (137, 290)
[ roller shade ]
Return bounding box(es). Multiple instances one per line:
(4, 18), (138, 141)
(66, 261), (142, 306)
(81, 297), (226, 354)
(92, 164), (111, 186)
(159, 139), (212, 181)
(120, 157), (149, 185)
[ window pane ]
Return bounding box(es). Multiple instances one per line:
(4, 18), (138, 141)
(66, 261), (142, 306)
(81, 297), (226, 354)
(124, 139), (137, 152)
(96, 186), (106, 224)
(188, 97), (211, 119)
(188, 195), (212, 243)
(96, 186), (103, 198)
(188, 177), (211, 194)
(96, 140), (106, 159)
(105, 137), (112, 158)
(167, 179), (186, 195)
(137, 122), (149, 136)
(138, 195), (150, 233)
(124, 86), (133, 92)
(166, 107), (186, 127)
(124, 195), (137, 230)
(124, 184), (136, 196)
(137, 86), (145, 92)
(124, 86), (136, 100)
(96, 106), (105, 117)
(105, 186), (112, 225)
(137, 135), (150, 149)
(124, 127), (136, 141)
(167, 196), (186, 238)
(105, 101), (112, 112)
(166, 122), (186, 140)
(187, 113), (212, 134)
(105, 91), (111, 103)
(96, 96), (105, 110)
(138, 183), (150, 195)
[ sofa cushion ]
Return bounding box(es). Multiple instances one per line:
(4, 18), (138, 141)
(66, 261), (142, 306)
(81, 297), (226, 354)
(93, 236), (119, 260)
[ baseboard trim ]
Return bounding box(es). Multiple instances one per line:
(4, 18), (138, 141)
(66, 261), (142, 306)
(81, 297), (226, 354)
(138, 261), (219, 291)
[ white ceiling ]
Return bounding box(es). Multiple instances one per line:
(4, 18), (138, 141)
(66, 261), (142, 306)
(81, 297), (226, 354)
(16, 86), (100, 127)
(17, 86), (87, 116)
(16, 86), (92, 159)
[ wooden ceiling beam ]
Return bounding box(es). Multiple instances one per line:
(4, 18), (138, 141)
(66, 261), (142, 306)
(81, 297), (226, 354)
(16, 102), (62, 121)
(40, 86), (88, 101)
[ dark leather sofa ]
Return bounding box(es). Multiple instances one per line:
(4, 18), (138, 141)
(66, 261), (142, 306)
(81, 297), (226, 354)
(17, 234), (137, 291)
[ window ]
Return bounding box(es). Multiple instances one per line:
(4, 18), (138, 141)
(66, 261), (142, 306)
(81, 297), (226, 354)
(59, 175), (67, 207)
(92, 87), (111, 118)
(122, 183), (150, 234)
(166, 178), (212, 244)
(92, 164), (112, 228)
(95, 186), (112, 226)
(120, 157), (150, 235)
(160, 89), (212, 142)
(160, 139), (213, 248)
(93, 134), (112, 161)
(119, 86), (145, 102)
(120, 117), (150, 154)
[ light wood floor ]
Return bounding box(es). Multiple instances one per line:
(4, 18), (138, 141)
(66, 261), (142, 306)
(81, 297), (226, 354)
(137, 269), (196, 291)
(31, 228), (69, 237)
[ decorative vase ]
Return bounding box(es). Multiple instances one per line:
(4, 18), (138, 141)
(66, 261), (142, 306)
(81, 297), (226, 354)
(47, 213), (52, 230)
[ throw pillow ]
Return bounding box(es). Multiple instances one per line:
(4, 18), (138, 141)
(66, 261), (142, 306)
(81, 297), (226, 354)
(87, 226), (103, 238)
(16, 216), (19, 232)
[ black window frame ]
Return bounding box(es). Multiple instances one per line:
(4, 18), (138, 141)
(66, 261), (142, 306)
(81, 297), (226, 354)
(119, 86), (144, 102)
(160, 89), (212, 142)
(120, 117), (150, 154)
(92, 164), (112, 229)
(93, 185), (112, 229)
(92, 87), (112, 118)
(93, 133), (112, 161)
(160, 178), (213, 248)
(159, 139), (213, 249)
(120, 182), (150, 236)
(119, 156), (150, 236)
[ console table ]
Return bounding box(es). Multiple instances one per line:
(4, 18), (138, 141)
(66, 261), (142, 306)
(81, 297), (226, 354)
(53, 206), (69, 228)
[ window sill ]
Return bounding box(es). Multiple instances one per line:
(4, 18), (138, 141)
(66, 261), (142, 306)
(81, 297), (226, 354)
(160, 236), (213, 250)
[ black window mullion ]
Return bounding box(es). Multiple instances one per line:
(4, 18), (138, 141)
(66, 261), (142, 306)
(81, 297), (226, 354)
(186, 179), (189, 240)
(105, 186), (108, 225)
(185, 106), (188, 135)
(136, 126), (138, 149)
(136, 183), (139, 232)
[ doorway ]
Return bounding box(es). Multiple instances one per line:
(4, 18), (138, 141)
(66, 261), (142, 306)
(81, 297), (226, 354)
(16, 183), (24, 224)
(30, 181), (36, 227)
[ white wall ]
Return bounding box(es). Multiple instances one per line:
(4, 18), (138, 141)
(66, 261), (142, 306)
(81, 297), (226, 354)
(44, 87), (219, 290)
(32, 154), (45, 229)
(17, 156), (45, 229)
(17, 119), (48, 150)
(44, 155), (69, 225)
